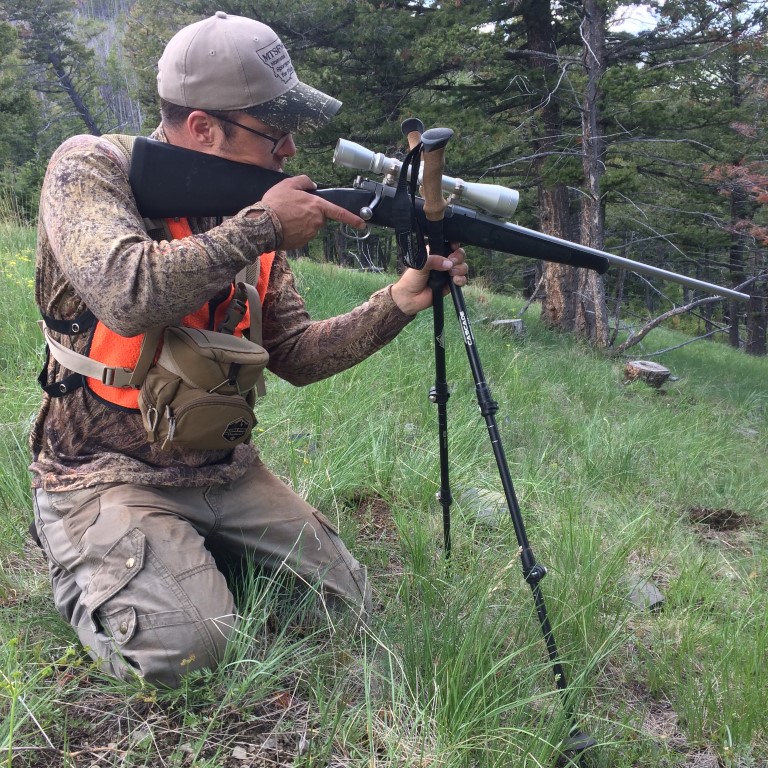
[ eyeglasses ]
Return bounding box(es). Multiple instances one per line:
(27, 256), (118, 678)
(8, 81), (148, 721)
(211, 114), (292, 155)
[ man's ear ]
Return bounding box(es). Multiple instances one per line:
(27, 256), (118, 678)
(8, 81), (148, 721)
(185, 111), (222, 149)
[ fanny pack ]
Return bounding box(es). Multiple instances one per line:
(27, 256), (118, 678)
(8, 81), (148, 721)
(41, 281), (269, 451)
(139, 324), (268, 450)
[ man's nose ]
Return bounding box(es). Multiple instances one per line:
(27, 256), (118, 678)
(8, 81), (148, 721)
(276, 134), (297, 159)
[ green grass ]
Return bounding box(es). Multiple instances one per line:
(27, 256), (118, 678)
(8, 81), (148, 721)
(1, 227), (767, 766)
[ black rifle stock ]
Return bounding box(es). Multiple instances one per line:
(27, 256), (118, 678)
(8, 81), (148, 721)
(128, 137), (749, 302)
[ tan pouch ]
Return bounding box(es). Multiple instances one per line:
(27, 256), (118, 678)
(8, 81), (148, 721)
(138, 326), (269, 451)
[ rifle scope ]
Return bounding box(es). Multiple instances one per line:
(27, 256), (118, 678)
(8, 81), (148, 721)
(333, 138), (520, 220)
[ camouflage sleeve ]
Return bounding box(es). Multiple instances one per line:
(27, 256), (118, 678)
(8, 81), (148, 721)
(39, 135), (282, 335)
(261, 252), (414, 386)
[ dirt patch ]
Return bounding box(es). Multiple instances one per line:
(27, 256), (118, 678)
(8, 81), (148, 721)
(12, 690), (321, 768)
(349, 493), (399, 549)
(640, 695), (721, 768)
(346, 492), (404, 603)
(598, 666), (723, 768)
(686, 506), (759, 558)
(687, 506), (752, 532)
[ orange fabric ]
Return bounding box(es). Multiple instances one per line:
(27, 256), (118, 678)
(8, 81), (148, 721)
(164, 217), (192, 240)
(87, 327), (146, 408)
(256, 252), (275, 303)
(85, 217), (273, 409)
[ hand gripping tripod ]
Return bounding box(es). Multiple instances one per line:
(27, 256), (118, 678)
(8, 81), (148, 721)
(401, 119), (597, 761)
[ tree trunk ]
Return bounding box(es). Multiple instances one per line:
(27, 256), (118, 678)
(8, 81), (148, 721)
(522, 0), (579, 331)
(46, 44), (103, 135)
(524, 0), (609, 345)
(746, 249), (767, 355)
(723, 20), (766, 353)
(540, 186), (579, 329)
(575, 0), (609, 347)
(727, 189), (748, 348)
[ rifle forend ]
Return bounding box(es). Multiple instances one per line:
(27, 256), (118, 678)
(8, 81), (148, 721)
(127, 137), (749, 302)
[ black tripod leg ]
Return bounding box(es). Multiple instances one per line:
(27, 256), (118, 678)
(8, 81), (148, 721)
(428, 269), (453, 557)
(444, 277), (596, 757)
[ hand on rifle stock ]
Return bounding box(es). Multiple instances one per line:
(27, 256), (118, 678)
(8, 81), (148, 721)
(258, 175), (366, 251)
(391, 243), (468, 316)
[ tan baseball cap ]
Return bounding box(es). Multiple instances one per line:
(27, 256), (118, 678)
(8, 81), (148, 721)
(157, 11), (341, 133)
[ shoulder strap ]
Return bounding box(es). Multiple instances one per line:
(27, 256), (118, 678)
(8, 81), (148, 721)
(235, 260), (260, 288)
(219, 282), (266, 397)
(101, 133), (137, 161)
(100, 134), (136, 180)
(102, 134), (167, 235)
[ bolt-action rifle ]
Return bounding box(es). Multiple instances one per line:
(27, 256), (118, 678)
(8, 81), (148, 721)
(127, 136), (749, 303)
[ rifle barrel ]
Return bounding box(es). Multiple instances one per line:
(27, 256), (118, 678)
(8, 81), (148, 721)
(497, 221), (750, 303)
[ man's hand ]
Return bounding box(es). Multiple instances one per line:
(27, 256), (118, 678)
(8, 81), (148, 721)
(258, 176), (366, 250)
(390, 243), (468, 316)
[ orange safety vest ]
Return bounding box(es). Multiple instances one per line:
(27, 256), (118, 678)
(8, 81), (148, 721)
(42, 217), (275, 412)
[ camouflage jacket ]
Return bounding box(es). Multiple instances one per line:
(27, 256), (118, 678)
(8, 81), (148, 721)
(30, 129), (412, 492)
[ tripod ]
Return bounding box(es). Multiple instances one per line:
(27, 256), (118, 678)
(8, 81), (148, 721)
(405, 122), (596, 761)
(428, 269), (596, 759)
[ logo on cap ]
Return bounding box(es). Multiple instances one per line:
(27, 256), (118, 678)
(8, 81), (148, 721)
(257, 41), (294, 84)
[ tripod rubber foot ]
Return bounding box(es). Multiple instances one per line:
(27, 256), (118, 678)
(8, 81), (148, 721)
(556, 730), (597, 765)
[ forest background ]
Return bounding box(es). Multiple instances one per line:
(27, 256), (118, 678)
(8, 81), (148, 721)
(0, 0), (766, 354)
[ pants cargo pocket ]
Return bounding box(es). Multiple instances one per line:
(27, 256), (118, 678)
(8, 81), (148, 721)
(81, 528), (145, 637)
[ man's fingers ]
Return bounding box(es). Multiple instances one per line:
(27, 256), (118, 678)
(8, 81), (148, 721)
(264, 176), (365, 230)
(321, 200), (366, 230)
(283, 174), (317, 191)
(425, 251), (465, 272)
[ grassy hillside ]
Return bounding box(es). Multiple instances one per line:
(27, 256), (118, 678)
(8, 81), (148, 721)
(1, 223), (767, 767)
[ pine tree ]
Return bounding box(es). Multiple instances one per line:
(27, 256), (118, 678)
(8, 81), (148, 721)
(0, 0), (108, 138)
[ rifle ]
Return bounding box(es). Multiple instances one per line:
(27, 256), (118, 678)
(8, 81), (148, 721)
(128, 137), (749, 302)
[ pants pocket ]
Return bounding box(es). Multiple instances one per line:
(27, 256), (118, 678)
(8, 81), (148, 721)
(81, 527), (146, 640)
(101, 606), (138, 646)
(34, 488), (101, 572)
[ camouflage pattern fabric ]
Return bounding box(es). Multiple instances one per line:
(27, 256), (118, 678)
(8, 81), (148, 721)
(30, 127), (412, 492)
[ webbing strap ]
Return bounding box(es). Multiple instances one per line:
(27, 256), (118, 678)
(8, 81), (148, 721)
(394, 143), (427, 270)
(241, 283), (264, 347)
(42, 309), (96, 336)
(218, 283), (248, 335)
(40, 322), (162, 389)
(238, 282), (266, 396)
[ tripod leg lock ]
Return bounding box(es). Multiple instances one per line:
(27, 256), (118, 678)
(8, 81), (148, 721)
(435, 490), (453, 505)
(429, 385), (450, 404)
(523, 563), (548, 586)
(475, 384), (498, 416)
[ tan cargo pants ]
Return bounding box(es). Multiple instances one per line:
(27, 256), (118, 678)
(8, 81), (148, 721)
(33, 458), (370, 688)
